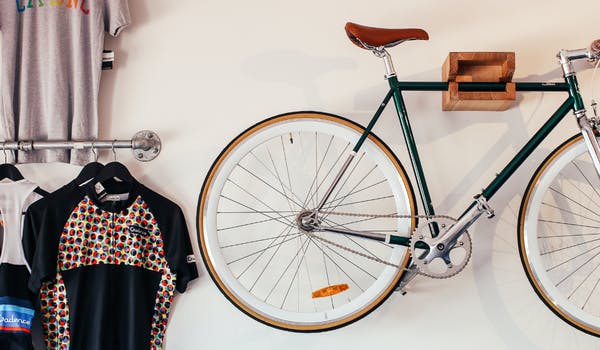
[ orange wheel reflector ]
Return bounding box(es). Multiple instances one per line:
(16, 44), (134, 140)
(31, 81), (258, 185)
(311, 284), (350, 298)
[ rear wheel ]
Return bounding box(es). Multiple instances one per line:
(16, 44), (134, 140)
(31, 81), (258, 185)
(197, 111), (416, 331)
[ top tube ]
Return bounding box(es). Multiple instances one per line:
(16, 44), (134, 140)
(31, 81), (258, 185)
(392, 81), (570, 93)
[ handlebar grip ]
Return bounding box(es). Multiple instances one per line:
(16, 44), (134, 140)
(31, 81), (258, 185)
(591, 39), (600, 58)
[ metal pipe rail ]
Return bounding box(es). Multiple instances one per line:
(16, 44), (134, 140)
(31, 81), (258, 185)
(1, 130), (161, 162)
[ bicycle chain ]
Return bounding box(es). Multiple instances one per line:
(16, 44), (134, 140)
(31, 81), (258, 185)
(304, 211), (461, 279)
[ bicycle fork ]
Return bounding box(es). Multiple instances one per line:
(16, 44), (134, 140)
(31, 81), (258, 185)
(560, 50), (600, 180)
(576, 111), (600, 178)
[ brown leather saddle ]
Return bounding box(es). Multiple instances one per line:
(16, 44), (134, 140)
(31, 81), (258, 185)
(345, 22), (428, 50)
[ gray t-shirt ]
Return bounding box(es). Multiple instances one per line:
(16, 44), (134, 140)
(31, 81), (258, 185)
(0, 0), (130, 164)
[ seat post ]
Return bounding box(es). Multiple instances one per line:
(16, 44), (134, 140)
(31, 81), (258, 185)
(373, 48), (396, 78)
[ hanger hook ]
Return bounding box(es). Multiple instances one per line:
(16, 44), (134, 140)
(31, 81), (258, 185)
(91, 140), (98, 162)
(111, 140), (117, 162)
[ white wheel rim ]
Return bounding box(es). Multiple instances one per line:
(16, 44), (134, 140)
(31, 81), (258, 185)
(523, 138), (600, 332)
(201, 116), (413, 328)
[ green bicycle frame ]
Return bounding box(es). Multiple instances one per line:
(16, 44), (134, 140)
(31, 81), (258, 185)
(351, 77), (578, 247)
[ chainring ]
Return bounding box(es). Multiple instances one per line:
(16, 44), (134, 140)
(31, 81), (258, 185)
(409, 217), (472, 279)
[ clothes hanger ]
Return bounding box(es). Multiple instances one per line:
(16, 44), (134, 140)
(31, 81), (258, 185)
(0, 142), (48, 196)
(75, 141), (103, 186)
(92, 140), (134, 184)
(0, 142), (24, 181)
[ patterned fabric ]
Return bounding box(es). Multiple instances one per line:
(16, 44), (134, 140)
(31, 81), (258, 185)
(39, 276), (69, 349)
(40, 196), (176, 349)
(25, 180), (198, 350)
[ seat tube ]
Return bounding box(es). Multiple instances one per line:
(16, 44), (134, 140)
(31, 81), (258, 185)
(389, 76), (437, 219)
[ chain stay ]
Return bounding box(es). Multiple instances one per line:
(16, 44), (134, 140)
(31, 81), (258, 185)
(306, 211), (459, 278)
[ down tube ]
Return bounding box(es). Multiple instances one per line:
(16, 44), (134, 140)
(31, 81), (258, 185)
(481, 98), (574, 200)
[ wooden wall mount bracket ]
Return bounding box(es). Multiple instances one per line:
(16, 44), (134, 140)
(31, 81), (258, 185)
(442, 52), (516, 111)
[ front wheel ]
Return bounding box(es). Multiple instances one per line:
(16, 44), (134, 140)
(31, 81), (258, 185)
(519, 134), (600, 337)
(197, 111), (416, 331)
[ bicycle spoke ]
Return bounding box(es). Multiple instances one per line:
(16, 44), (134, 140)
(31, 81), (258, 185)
(556, 249), (600, 287)
(567, 257), (600, 301)
(217, 213), (297, 232)
(583, 276), (600, 309)
(319, 244), (368, 292)
(322, 211), (398, 232)
(541, 236), (600, 256)
(320, 215), (397, 251)
(538, 232), (600, 238)
(236, 164), (305, 209)
(221, 231), (301, 249)
(546, 243), (600, 271)
(281, 136), (294, 204)
(302, 134), (335, 209)
(549, 186), (600, 221)
(314, 236), (379, 281)
(266, 146), (298, 213)
(218, 210), (297, 214)
(325, 152), (366, 214)
(227, 231), (304, 266)
(303, 141), (350, 208)
(247, 149), (305, 209)
(326, 195), (395, 209)
(321, 164), (377, 221)
(321, 178), (389, 213)
(539, 219), (600, 229)
(572, 160), (600, 207)
(249, 226), (295, 293)
(280, 237), (315, 309)
(220, 195), (296, 229)
(307, 237), (373, 306)
(264, 236), (311, 302)
(542, 201), (600, 225)
(226, 179), (296, 227)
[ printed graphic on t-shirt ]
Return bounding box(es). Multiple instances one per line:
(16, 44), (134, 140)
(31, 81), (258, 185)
(15, 0), (90, 15)
(0, 297), (34, 334)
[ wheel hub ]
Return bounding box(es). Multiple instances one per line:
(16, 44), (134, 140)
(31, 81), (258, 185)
(296, 210), (321, 232)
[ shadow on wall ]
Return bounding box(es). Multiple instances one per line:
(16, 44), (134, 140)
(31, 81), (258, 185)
(471, 157), (600, 350)
(241, 50), (356, 107)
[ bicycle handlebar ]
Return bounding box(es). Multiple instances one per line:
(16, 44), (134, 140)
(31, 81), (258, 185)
(590, 39), (600, 59)
(558, 41), (600, 75)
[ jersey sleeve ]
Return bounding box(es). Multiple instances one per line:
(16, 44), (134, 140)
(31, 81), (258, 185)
(161, 206), (198, 293)
(23, 188), (83, 293)
(22, 203), (42, 269)
(140, 186), (198, 293)
(104, 0), (130, 36)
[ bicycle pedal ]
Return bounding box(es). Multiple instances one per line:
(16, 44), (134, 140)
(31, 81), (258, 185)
(395, 264), (419, 295)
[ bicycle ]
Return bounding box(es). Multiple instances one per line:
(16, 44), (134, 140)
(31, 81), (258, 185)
(196, 22), (600, 334)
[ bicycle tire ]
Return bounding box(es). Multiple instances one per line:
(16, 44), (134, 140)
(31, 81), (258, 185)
(197, 111), (416, 331)
(519, 133), (600, 337)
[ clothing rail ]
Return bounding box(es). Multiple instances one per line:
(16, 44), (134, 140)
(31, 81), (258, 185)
(1, 130), (161, 162)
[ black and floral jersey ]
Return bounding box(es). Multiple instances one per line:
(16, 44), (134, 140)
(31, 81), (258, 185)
(24, 180), (198, 350)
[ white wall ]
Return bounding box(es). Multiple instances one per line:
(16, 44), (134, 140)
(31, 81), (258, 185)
(13, 0), (600, 349)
